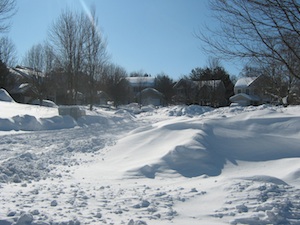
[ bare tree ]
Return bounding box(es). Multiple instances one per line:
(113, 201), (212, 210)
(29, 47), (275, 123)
(49, 9), (85, 104)
(0, 36), (17, 66)
(83, 6), (107, 110)
(48, 8), (108, 105)
(22, 44), (48, 105)
(43, 42), (57, 74)
(23, 44), (45, 71)
(100, 63), (129, 106)
(0, 0), (16, 33)
(197, 0), (300, 80)
(207, 57), (221, 71)
(24, 42), (58, 73)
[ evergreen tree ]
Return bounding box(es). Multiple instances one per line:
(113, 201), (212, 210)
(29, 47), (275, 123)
(189, 66), (234, 103)
(154, 73), (175, 105)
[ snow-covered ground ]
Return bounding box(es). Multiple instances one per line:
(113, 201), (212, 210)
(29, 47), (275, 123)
(0, 90), (300, 225)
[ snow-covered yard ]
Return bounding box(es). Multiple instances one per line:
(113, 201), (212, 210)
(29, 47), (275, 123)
(0, 91), (300, 224)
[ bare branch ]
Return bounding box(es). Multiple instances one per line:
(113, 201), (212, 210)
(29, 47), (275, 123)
(0, 0), (16, 32)
(197, 0), (300, 80)
(0, 36), (17, 66)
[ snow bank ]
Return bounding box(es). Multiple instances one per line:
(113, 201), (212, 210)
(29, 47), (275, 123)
(0, 113), (133, 131)
(0, 101), (135, 131)
(0, 112), (77, 131)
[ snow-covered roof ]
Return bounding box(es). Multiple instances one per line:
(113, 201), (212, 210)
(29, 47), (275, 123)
(235, 77), (258, 88)
(173, 79), (196, 89)
(127, 77), (155, 87)
(14, 66), (45, 79)
(140, 87), (163, 96)
(8, 68), (23, 78)
(10, 83), (31, 94)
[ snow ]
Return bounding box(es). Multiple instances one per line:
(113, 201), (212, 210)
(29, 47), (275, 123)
(126, 77), (155, 87)
(0, 94), (300, 224)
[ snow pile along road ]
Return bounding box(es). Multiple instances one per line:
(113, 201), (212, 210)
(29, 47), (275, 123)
(0, 95), (300, 225)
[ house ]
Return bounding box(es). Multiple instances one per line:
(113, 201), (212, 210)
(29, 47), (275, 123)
(229, 76), (270, 106)
(173, 78), (227, 107)
(6, 66), (56, 104)
(8, 66), (45, 103)
(173, 79), (198, 105)
(96, 91), (111, 105)
(126, 76), (156, 103)
(9, 83), (34, 103)
(136, 88), (165, 106)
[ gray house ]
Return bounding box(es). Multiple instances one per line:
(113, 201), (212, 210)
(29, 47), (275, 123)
(136, 88), (165, 106)
(173, 78), (227, 106)
(95, 91), (110, 105)
(8, 66), (45, 104)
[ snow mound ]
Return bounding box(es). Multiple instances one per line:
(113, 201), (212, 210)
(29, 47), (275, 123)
(105, 107), (300, 178)
(0, 88), (15, 102)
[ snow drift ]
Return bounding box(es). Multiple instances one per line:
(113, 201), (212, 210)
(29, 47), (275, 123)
(101, 106), (300, 179)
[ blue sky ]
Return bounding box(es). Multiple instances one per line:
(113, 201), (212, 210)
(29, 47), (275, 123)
(8, 0), (242, 80)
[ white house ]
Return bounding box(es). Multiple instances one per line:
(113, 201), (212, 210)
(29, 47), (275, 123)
(230, 76), (269, 106)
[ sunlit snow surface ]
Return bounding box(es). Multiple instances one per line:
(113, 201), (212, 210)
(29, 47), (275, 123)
(0, 96), (300, 224)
